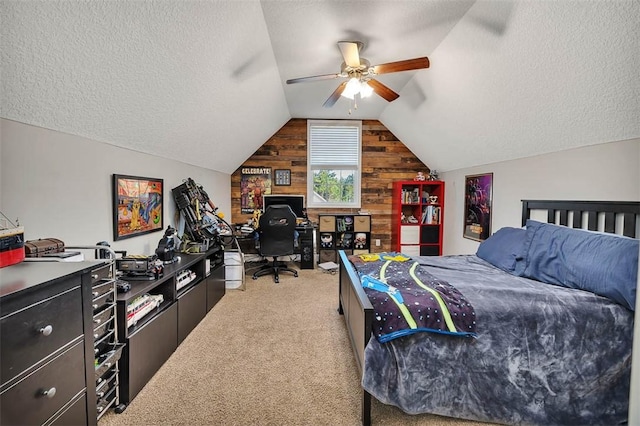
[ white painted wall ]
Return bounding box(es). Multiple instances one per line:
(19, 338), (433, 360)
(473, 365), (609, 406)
(441, 138), (640, 255)
(0, 118), (231, 256)
(440, 137), (640, 424)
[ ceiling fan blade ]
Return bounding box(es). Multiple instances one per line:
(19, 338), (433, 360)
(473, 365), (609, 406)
(337, 41), (362, 68)
(286, 73), (341, 84)
(371, 57), (430, 75)
(323, 82), (348, 108)
(366, 79), (400, 102)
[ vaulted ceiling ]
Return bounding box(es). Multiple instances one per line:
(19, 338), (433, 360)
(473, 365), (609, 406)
(2, 1), (639, 174)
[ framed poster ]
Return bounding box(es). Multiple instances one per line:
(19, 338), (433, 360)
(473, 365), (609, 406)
(463, 173), (493, 241)
(274, 169), (291, 186)
(112, 174), (164, 241)
(240, 167), (272, 214)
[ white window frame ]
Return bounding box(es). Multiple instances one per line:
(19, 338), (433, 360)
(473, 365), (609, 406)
(307, 120), (362, 209)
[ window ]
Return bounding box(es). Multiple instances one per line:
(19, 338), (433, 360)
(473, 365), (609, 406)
(307, 120), (361, 209)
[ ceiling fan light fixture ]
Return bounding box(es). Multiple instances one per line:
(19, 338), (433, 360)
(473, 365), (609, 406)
(341, 77), (361, 99)
(287, 41), (429, 109)
(360, 81), (373, 98)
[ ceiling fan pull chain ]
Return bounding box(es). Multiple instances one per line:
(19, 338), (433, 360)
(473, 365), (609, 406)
(348, 97), (358, 115)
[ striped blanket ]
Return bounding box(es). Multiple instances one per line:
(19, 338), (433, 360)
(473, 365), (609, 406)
(349, 253), (477, 342)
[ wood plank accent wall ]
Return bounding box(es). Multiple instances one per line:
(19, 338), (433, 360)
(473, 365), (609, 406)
(231, 118), (430, 253)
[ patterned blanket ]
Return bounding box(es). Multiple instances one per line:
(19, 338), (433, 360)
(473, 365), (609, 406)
(349, 253), (477, 342)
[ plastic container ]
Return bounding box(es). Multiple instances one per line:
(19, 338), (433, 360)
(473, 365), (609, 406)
(224, 250), (245, 290)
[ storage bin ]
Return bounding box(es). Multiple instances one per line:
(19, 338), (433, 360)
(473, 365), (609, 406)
(400, 226), (420, 244)
(224, 250), (245, 290)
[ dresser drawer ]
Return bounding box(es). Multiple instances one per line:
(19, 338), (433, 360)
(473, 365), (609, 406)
(94, 329), (117, 357)
(90, 264), (113, 285)
(96, 369), (118, 399)
(96, 385), (117, 416)
(92, 279), (114, 300)
(93, 304), (115, 327)
(0, 341), (85, 426)
(93, 316), (115, 342)
(92, 287), (114, 313)
(50, 393), (87, 426)
(1, 286), (83, 385)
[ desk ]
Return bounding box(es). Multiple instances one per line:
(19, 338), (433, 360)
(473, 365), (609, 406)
(230, 224), (316, 269)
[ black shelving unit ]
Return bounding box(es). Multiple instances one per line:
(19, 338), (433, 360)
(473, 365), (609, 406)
(115, 247), (225, 407)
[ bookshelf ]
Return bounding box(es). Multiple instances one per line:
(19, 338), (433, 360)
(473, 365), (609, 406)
(317, 214), (372, 263)
(392, 180), (445, 256)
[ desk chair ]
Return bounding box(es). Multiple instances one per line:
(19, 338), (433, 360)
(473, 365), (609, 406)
(252, 205), (299, 283)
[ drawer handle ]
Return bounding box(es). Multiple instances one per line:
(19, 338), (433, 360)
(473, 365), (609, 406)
(92, 274), (99, 280)
(40, 387), (57, 399)
(39, 325), (53, 336)
(94, 318), (102, 324)
(93, 304), (99, 309)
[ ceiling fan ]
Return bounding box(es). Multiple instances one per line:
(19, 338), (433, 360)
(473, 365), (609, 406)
(286, 41), (430, 108)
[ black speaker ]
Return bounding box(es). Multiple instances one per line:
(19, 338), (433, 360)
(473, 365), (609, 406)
(298, 227), (314, 269)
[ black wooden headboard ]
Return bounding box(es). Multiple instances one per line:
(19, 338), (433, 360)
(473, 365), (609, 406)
(521, 200), (640, 238)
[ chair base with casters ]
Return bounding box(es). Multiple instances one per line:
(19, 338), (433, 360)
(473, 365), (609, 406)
(252, 256), (298, 283)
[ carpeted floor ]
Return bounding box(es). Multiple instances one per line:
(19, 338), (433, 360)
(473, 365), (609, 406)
(99, 266), (490, 426)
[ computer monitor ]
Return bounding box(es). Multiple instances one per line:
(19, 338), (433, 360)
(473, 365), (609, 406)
(262, 194), (306, 218)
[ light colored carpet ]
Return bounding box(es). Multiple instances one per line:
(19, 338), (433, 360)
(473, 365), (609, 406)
(99, 266), (491, 426)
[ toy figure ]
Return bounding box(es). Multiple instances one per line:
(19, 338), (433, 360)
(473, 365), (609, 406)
(320, 233), (333, 248)
(414, 172), (426, 181)
(354, 233), (367, 249)
(339, 233), (353, 248)
(251, 209), (262, 228)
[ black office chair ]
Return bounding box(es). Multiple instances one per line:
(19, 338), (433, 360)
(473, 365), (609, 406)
(252, 204), (299, 283)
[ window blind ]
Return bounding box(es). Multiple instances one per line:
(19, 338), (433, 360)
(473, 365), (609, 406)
(309, 125), (359, 166)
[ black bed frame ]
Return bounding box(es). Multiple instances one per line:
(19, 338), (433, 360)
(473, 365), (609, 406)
(338, 199), (640, 426)
(521, 200), (639, 237)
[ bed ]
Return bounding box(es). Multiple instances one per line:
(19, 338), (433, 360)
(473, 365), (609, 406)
(338, 200), (639, 425)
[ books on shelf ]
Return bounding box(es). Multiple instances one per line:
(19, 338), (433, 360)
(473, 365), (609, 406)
(421, 205), (441, 224)
(401, 188), (434, 204)
(401, 188), (421, 204)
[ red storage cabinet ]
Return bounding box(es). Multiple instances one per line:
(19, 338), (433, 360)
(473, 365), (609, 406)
(391, 180), (445, 256)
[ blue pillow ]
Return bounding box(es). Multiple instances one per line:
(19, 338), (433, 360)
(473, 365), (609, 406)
(521, 220), (638, 311)
(476, 227), (527, 273)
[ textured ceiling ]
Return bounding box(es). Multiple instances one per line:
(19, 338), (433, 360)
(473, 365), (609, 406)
(1, 0), (639, 174)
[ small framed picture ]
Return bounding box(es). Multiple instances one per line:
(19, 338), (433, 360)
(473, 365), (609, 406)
(274, 169), (291, 186)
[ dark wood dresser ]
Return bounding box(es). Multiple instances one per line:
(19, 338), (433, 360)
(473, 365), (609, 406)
(0, 261), (104, 426)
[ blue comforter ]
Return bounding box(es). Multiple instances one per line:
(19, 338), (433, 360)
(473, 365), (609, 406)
(362, 255), (634, 425)
(350, 253), (477, 342)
